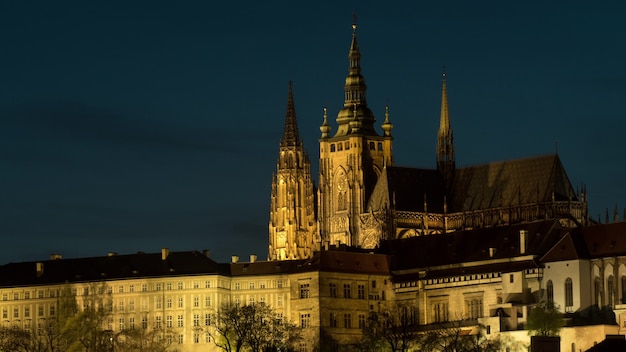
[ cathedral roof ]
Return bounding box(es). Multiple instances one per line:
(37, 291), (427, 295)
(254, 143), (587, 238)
(380, 220), (564, 280)
(0, 250), (225, 287)
(368, 166), (446, 212)
(450, 154), (577, 212)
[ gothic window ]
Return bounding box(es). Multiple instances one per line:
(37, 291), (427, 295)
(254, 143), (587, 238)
(546, 280), (554, 307)
(337, 143), (343, 151)
(608, 275), (615, 307)
(330, 144), (336, 152)
(594, 277), (602, 307)
(565, 277), (574, 310)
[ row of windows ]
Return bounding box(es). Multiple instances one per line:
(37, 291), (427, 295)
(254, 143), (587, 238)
(2, 305), (55, 319)
(1, 281), (217, 301)
(328, 313), (366, 329)
(233, 280), (283, 290)
(2, 290), (56, 301)
(328, 283), (375, 299)
(329, 141), (383, 152)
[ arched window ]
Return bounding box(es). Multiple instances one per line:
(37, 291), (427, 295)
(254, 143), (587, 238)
(565, 278), (573, 310)
(546, 280), (554, 307)
(330, 144), (336, 152)
(608, 275), (615, 307)
(594, 277), (602, 307)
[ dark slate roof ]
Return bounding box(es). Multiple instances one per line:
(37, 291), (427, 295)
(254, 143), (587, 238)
(578, 221), (626, 258)
(0, 251), (225, 287)
(540, 230), (589, 263)
(229, 259), (307, 276)
(301, 250), (390, 275)
(450, 154), (577, 212)
(379, 220), (564, 278)
(369, 154), (577, 214)
(368, 166), (445, 212)
(231, 251), (391, 277)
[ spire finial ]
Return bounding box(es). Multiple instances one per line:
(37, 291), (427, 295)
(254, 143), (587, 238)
(352, 13), (357, 32)
(381, 102), (393, 136)
(442, 65), (446, 79)
(320, 106), (331, 138)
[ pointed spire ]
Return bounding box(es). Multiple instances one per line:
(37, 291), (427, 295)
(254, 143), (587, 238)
(281, 81), (300, 147)
(437, 66), (455, 180)
(333, 16), (377, 136)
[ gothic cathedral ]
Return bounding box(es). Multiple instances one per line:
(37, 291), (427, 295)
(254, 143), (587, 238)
(269, 21), (588, 260)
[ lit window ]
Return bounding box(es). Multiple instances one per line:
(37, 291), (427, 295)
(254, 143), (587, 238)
(300, 284), (310, 299)
(565, 277), (574, 309)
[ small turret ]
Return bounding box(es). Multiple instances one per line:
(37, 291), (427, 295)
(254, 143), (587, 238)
(381, 104), (393, 136)
(320, 107), (331, 138)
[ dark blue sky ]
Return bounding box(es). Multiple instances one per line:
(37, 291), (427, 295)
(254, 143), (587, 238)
(2, 1), (625, 264)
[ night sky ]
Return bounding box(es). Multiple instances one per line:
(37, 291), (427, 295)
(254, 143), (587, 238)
(2, 1), (625, 264)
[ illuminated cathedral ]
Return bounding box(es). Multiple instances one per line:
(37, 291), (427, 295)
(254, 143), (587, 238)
(269, 21), (588, 261)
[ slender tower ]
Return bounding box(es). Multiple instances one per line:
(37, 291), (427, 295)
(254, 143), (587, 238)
(318, 19), (393, 246)
(269, 82), (318, 260)
(436, 68), (455, 187)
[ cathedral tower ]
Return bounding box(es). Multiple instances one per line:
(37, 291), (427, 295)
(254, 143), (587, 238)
(269, 82), (318, 260)
(318, 20), (394, 246)
(437, 69), (455, 187)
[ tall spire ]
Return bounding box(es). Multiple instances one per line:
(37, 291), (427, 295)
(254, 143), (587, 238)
(437, 67), (455, 180)
(281, 81), (300, 147)
(333, 16), (377, 137)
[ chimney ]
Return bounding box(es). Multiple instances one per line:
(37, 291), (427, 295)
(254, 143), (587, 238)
(231, 255), (239, 263)
(161, 248), (170, 260)
(489, 248), (497, 258)
(519, 230), (528, 254)
(50, 254), (62, 260)
(250, 254), (257, 263)
(202, 249), (211, 258)
(36, 262), (44, 277)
